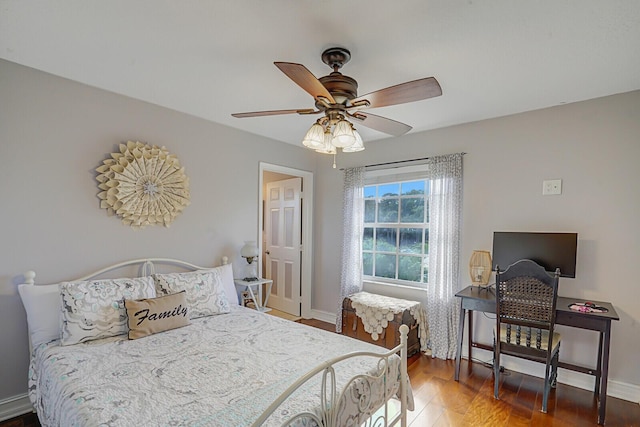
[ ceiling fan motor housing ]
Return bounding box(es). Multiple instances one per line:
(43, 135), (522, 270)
(318, 47), (358, 105)
(318, 72), (358, 105)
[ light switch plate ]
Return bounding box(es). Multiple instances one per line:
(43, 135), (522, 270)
(542, 179), (562, 195)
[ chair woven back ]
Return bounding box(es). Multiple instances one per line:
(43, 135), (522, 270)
(496, 259), (560, 349)
(498, 276), (554, 325)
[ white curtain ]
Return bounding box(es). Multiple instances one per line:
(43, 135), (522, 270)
(336, 167), (365, 333)
(426, 153), (463, 359)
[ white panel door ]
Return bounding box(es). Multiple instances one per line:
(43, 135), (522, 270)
(265, 177), (302, 316)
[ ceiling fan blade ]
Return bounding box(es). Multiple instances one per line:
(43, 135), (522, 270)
(274, 62), (336, 104)
(349, 111), (412, 136)
(352, 77), (442, 109)
(232, 108), (316, 118)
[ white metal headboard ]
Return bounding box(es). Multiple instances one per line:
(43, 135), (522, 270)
(22, 256), (229, 285)
(19, 257), (229, 356)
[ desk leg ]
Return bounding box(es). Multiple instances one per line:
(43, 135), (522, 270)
(455, 301), (465, 381)
(595, 332), (604, 394)
(597, 323), (612, 425)
(468, 310), (474, 360)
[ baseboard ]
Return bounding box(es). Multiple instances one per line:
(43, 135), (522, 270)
(464, 346), (640, 404)
(0, 393), (33, 422)
(310, 308), (336, 325)
(606, 378), (640, 405)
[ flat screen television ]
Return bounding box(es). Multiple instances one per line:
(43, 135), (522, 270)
(492, 232), (578, 278)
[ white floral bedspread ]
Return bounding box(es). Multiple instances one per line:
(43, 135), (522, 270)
(29, 306), (412, 426)
(348, 292), (429, 352)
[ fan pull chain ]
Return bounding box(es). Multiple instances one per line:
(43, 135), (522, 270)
(333, 152), (337, 169)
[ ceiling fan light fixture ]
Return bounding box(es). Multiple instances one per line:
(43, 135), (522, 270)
(342, 128), (364, 152)
(302, 121), (326, 150)
(315, 129), (337, 154)
(233, 47), (443, 159)
(331, 118), (356, 148)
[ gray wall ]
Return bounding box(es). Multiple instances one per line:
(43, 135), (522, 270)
(313, 90), (640, 391)
(0, 59), (316, 400)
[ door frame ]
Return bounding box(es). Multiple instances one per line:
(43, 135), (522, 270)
(259, 162), (313, 319)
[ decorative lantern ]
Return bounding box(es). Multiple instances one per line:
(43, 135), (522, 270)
(469, 250), (492, 286)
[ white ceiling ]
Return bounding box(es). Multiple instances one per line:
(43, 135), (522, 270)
(2, 1), (639, 146)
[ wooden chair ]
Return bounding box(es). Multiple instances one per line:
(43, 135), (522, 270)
(494, 259), (561, 413)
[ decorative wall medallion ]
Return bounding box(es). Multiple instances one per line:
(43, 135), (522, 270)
(96, 141), (190, 229)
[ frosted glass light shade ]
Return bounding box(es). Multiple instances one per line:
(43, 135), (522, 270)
(315, 129), (336, 154)
(302, 122), (325, 150)
(241, 241), (259, 264)
(342, 129), (364, 152)
(469, 250), (492, 286)
(331, 119), (356, 148)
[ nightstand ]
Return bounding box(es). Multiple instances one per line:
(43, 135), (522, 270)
(234, 278), (273, 312)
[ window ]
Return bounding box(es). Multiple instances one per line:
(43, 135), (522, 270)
(363, 168), (430, 288)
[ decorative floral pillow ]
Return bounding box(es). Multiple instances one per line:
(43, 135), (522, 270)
(125, 291), (191, 340)
(153, 270), (230, 319)
(60, 277), (156, 346)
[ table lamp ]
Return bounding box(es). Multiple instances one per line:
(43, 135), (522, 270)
(240, 241), (259, 281)
(469, 250), (492, 286)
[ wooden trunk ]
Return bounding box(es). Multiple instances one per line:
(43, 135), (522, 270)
(341, 297), (421, 357)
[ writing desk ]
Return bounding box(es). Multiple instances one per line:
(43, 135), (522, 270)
(454, 285), (619, 425)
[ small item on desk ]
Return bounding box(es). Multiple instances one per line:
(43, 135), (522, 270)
(569, 302), (609, 313)
(243, 277), (259, 282)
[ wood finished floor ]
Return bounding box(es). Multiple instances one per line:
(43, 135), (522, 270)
(298, 319), (640, 427)
(3, 318), (639, 427)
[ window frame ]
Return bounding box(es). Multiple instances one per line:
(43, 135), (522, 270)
(362, 165), (430, 289)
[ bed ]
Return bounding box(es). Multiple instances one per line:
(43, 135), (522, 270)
(18, 258), (413, 427)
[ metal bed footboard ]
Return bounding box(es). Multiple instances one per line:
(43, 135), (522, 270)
(252, 324), (410, 427)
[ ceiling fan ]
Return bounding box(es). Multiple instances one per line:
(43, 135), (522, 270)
(232, 47), (442, 153)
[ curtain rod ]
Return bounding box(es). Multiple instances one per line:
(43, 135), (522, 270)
(340, 152), (466, 171)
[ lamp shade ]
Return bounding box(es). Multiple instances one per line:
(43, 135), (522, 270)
(469, 250), (492, 286)
(240, 241), (259, 264)
(331, 118), (356, 148)
(315, 129), (337, 154)
(302, 122), (325, 150)
(342, 129), (364, 152)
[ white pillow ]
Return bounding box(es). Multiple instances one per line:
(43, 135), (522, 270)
(18, 283), (61, 348)
(153, 269), (230, 318)
(60, 276), (156, 345)
(216, 263), (239, 306)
